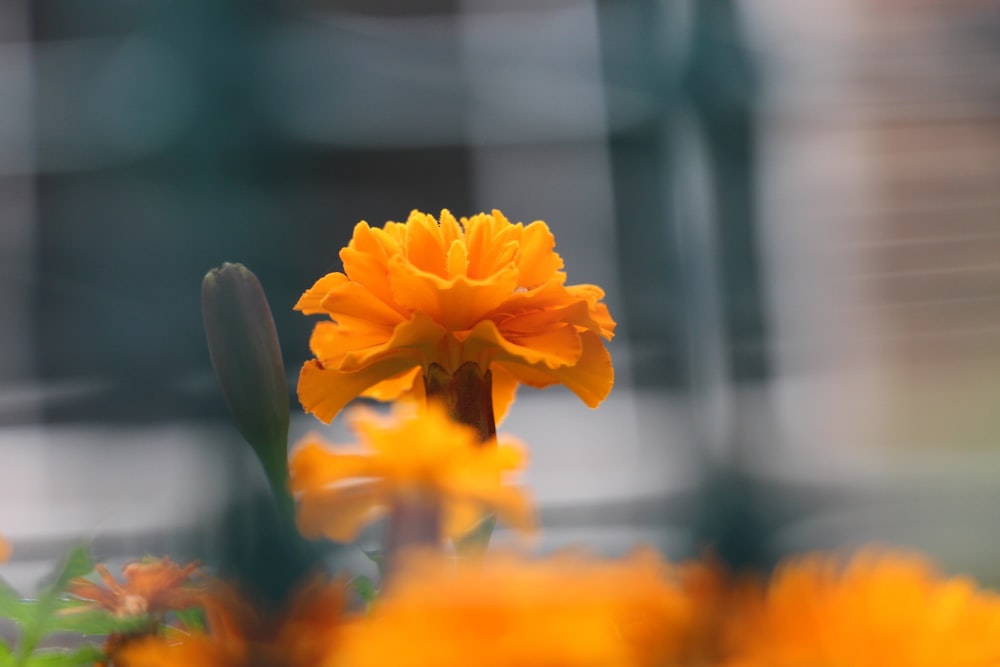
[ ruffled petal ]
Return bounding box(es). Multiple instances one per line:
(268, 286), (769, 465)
(489, 364), (520, 425)
(485, 279), (570, 320)
(463, 211), (520, 280)
(404, 210), (448, 277)
(294, 273), (349, 315)
(566, 284), (617, 338)
(288, 440), (377, 493)
(588, 302), (616, 339)
(438, 209), (463, 247)
(446, 239), (468, 280)
(497, 330), (613, 408)
(442, 440), (534, 537)
(463, 319), (582, 369)
(295, 480), (387, 542)
(516, 221), (564, 288)
(361, 366), (422, 402)
(309, 321), (390, 362)
(340, 222), (400, 305)
(499, 299), (603, 338)
(339, 312), (448, 371)
(298, 357), (419, 423)
(389, 258), (519, 331)
(321, 281), (406, 328)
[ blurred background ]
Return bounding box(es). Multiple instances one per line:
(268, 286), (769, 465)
(3, 0), (1000, 591)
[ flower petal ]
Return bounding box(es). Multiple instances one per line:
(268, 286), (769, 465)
(439, 209), (463, 247)
(497, 330), (613, 408)
(298, 357), (419, 423)
(389, 258), (519, 331)
(566, 284), (616, 338)
(499, 299), (602, 339)
(361, 366), (423, 402)
(294, 273), (348, 315)
(340, 222), (402, 305)
(404, 210), (448, 277)
(288, 440), (376, 493)
(340, 312), (449, 371)
(321, 281), (406, 328)
(490, 364), (520, 425)
(463, 211), (520, 280)
(464, 319), (582, 369)
(309, 321), (390, 362)
(446, 239), (468, 280)
(296, 481), (387, 542)
(516, 221), (564, 288)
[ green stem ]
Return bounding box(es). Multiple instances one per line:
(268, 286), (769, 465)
(423, 361), (496, 443)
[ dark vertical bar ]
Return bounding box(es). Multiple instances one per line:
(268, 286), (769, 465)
(596, 2), (689, 389)
(683, 0), (770, 384)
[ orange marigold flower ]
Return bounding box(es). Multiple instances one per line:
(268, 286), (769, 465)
(115, 574), (346, 667)
(69, 557), (204, 619)
(289, 402), (533, 545)
(296, 209), (616, 425)
(722, 549), (1000, 667)
(114, 580), (250, 667)
(0, 536), (9, 562)
(268, 574), (346, 667)
(115, 632), (242, 667)
(330, 549), (708, 667)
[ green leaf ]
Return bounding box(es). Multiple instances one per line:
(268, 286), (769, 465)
(0, 642), (15, 667)
(172, 605), (207, 633)
(0, 582), (35, 627)
(454, 514), (496, 558)
(38, 547), (94, 596)
(20, 645), (103, 667)
(349, 576), (378, 609)
(17, 546), (95, 663)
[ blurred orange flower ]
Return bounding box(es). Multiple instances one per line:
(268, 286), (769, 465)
(69, 558), (204, 619)
(69, 558), (209, 665)
(723, 549), (1000, 667)
(114, 579), (251, 667)
(116, 575), (346, 667)
(289, 402), (533, 544)
(268, 574), (346, 667)
(115, 631), (242, 667)
(296, 209), (615, 424)
(330, 549), (711, 667)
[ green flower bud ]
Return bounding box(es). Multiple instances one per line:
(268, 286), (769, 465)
(201, 263), (290, 503)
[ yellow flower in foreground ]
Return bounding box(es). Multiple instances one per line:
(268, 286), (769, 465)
(330, 549), (710, 667)
(0, 536), (9, 562)
(723, 549), (1000, 667)
(296, 209), (616, 425)
(289, 402), (533, 544)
